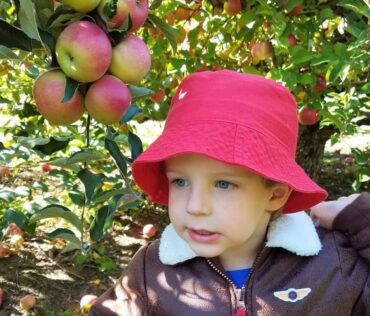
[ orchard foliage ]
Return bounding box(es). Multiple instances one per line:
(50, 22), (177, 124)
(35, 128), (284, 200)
(0, 0), (369, 257)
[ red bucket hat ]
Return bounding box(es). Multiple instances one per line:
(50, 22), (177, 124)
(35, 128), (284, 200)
(132, 70), (327, 213)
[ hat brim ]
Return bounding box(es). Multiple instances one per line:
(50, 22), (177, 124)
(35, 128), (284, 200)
(132, 121), (327, 213)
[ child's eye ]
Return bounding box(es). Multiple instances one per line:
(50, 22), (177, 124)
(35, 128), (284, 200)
(171, 178), (188, 187)
(216, 180), (234, 189)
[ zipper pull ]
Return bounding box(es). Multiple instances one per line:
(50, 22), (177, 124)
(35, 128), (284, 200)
(234, 287), (246, 316)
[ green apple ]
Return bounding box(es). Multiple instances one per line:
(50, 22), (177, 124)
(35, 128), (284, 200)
(33, 70), (84, 125)
(109, 34), (151, 84)
(55, 21), (112, 83)
(60, 0), (101, 13)
(85, 75), (132, 124)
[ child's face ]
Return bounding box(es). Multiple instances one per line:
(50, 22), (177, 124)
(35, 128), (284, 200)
(165, 154), (282, 269)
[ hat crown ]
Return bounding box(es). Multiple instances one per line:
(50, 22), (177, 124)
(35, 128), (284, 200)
(167, 70), (298, 156)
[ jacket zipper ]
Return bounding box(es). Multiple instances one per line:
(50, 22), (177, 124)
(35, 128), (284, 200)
(206, 246), (266, 315)
(206, 258), (246, 313)
(243, 247), (266, 315)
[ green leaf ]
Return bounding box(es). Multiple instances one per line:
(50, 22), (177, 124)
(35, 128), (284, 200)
(93, 188), (127, 204)
(4, 209), (28, 227)
(337, 0), (370, 19)
(150, 0), (163, 10)
(46, 7), (85, 29)
(89, 195), (122, 242)
(345, 24), (362, 38)
(89, 205), (110, 242)
(62, 76), (79, 103)
(148, 13), (178, 51)
(34, 136), (70, 155)
(310, 54), (336, 66)
(46, 228), (82, 247)
(0, 46), (19, 60)
(17, 136), (70, 155)
(77, 169), (105, 204)
(105, 137), (128, 175)
(22, 102), (39, 117)
(19, 0), (42, 42)
(326, 61), (350, 83)
(69, 190), (84, 206)
(284, 0), (304, 13)
(29, 204), (83, 233)
(291, 46), (313, 65)
(128, 85), (154, 101)
(121, 104), (143, 123)
(0, 19), (33, 51)
(0, 189), (16, 202)
(17, 136), (49, 147)
(50, 149), (105, 167)
(128, 131), (143, 161)
(61, 242), (82, 253)
(101, 0), (118, 21)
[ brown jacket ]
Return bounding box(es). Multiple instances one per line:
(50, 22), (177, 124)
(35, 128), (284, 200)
(90, 193), (370, 315)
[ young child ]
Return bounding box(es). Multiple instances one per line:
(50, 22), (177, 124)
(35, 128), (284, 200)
(90, 70), (370, 316)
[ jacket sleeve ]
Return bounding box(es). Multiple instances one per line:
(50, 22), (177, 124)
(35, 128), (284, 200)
(332, 192), (370, 263)
(332, 192), (370, 314)
(89, 244), (150, 316)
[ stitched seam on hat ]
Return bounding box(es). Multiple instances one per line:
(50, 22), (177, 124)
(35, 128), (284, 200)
(166, 118), (294, 155)
(233, 124), (238, 163)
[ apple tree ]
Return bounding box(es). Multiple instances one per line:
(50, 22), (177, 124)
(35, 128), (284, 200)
(0, 0), (369, 257)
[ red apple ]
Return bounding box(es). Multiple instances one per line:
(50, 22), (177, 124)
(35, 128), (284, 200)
(85, 75), (132, 125)
(80, 294), (98, 313)
(0, 166), (10, 177)
(314, 74), (326, 92)
(175, 7), (191, 20)
(298, 108), (319, 125)
(98, 0), (148, 32)
(0, 244), (8, 258)
(20, 294), (36, 310)
(42, 163), (52, 173)
(263, 21), (271, 29)
(288, 33), (297, 48)
(5, 223), (24, 237)
(251, 41), (272, 64)
(283, 0), (304, 15)
(9, 234), (24, 249)
(151, 88), (165, 103)
(176, 27), (186, 44)
(142, 224), (157, 238)
(55, 21), (112, 83)
(166, 12), (175, 25)
(60, 0), (100, 13)
(224, 0), (242, 16)
(344, 156), (354, 164)
(109, 34), (151, 84)
(33, 70), (84, 125)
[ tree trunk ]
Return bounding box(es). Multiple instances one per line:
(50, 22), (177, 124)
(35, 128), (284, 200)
(296, 124), (337, 182)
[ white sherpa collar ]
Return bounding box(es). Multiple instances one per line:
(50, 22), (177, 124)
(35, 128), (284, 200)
(159, 211), (322, 265)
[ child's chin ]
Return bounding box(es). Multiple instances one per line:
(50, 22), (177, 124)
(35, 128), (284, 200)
(188, 243), (222, 258)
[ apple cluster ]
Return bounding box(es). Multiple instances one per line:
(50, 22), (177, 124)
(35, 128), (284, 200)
(33, 0), (151, 126)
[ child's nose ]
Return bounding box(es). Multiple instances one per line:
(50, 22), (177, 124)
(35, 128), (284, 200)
(186, 189), (211, 216)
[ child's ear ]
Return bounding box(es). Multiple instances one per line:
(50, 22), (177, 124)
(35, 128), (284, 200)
(266, 184), (292, 211)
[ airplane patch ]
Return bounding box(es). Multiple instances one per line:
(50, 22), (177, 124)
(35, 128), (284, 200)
(273, 288), (311, 303)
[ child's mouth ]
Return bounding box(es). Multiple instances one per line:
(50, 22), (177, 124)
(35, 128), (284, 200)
(187, 228), (220, 242)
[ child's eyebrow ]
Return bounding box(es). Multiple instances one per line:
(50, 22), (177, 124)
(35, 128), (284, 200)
(166, 169), (249, 179)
